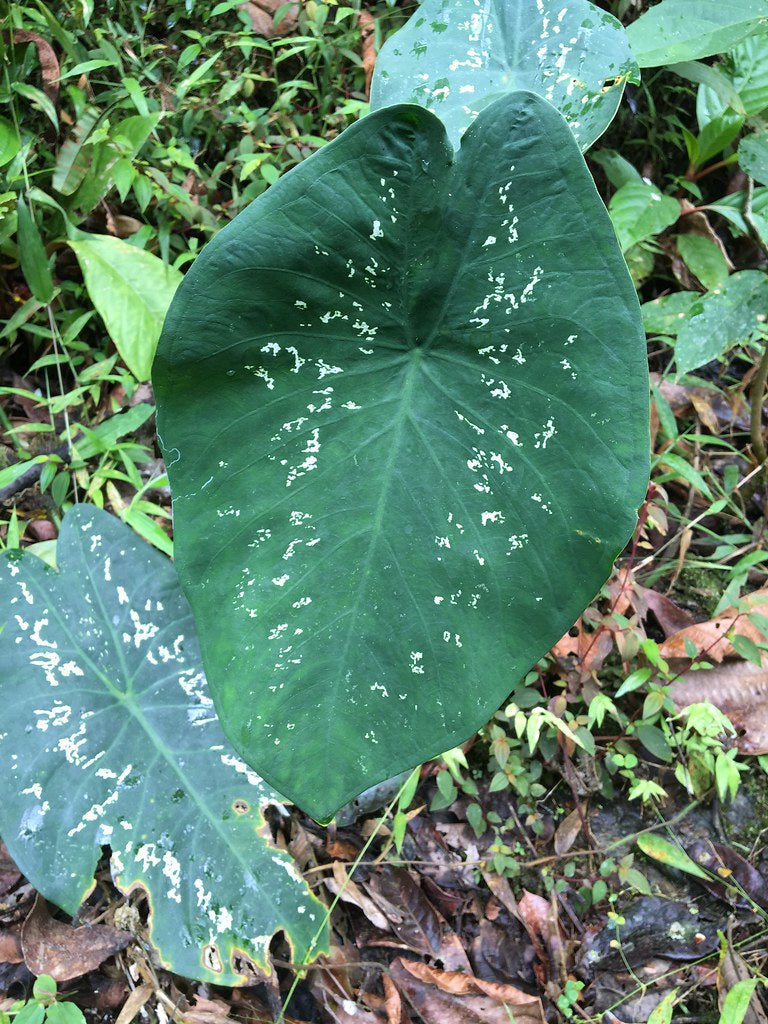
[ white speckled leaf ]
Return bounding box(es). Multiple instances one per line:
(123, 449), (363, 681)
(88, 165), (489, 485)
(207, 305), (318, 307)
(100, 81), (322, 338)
(0, 506), (327, 986)
(153, 92), (649, 823)
(370, 0), (639, 152)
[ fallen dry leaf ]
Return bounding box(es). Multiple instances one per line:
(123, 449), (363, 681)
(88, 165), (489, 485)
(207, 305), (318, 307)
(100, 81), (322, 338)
(553, 806), (584, 856)
(11, 31), (59, 104)
(669, 659), (768, 753)
(22, 895), (132, 981)
(366, 866), (471, 972)
(0, 928), (23, 964)
(325, 863), (391, 932)
(552, 617), (614, 678)
(114, 983), (153, 1024)
(718, 937), (768, 1024)
(390, 958), (544, 1024)
(358, 10), (376, 96)
(238, 0), (298, 38)
(660, 588), (768, 662)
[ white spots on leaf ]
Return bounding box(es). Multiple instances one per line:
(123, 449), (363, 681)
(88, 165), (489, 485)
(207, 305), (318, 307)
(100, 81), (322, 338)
(443, 631), (463, 647)
(342, 400), (362, 410)
(481, 511), (505, 526)
(455, 411), (484, 435)
(521, 266), (544, 303)
(369, 220), (384, 240)
(473, 549), (485, 566)
(482, 235), (496, 247)
(272, 574), (290, 587)
(531, 493), (553, 515)
(163, 850), (182, 903)
(435, 535), (451, 549)
(126, 608), (160, 649)
(22, 782), (43, 799)
(410, 651), (424, 675)
(268, 623), (288, 641)
(294, 299), (307, 309)
(30, 618), (56, 649)
(434, 596), (444, 605)
(371, 682), (389, 697)
(18, 581), (34, 605)
(292, 596), (311, 608)
(533, 417), (557, 450)
(33, 702), (72, 731)
(507, 533), (529, 554)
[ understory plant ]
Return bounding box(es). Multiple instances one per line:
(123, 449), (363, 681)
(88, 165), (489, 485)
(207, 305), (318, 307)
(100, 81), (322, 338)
(2, 0), (767, 989)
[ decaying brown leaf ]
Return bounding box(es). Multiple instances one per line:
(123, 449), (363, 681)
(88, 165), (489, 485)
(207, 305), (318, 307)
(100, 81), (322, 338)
(114, 983), (153, 1024)
(669, 660), (768, 753)
(718, 933), (768, 1024)
(554, 806), (584, 856)
(390, 958), (544, 1024)
(552, 617), (614, 678)
(11, 31), (59, 104)
(22, 895), (132, 981)
(358, 11), (376, 96)
(238, 0), (298, 38)
(325, 863), (391, 931)
(660, 588), (768, 662)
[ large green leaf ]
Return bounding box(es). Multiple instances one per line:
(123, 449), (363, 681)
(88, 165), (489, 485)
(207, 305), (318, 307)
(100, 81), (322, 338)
(675, 270), (768, 375)
(0, 506), (327, 985)
(608, 181), (680, 252)
(626, 0), (768, 69)
(153, 92), (649, 823)
(369, 0), (638, 152)
(69, 235), (182, 381)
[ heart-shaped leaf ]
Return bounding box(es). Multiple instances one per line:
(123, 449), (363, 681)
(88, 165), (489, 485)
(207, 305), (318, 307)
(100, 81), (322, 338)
(370, 0), (639, 152)
(0, 506), (327, 985)
(154, 92), (649, 822)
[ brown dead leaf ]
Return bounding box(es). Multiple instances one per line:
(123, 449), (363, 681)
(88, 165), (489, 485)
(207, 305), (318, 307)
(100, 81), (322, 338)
(718, 938), (768, 1024)
(390, 959), (544, 1024)
(325, 863), (391, 931)
(358, 11), (376, 97)
(22, 895), (132, 981)
(382, 974), (408, 1024)
(632, 584), (697, 638)
(659, 588), (768, 662)
(11, 31), (59, 104)
(238, 0), (298, 38)
(553, 806), (584, 856)
(0, 928), (23, 964)
(552, 617), (613, 678)
(654, 375), (751, 433)
(366, 867), (470, 972)
(669, 660), (768, 753)
(114, 983), (153, 1024)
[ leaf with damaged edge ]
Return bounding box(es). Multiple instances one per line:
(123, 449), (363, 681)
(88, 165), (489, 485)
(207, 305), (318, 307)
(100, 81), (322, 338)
(370, 0), (638, 152)
(154, 92), (649, 823)
(0, 505), (327, 986)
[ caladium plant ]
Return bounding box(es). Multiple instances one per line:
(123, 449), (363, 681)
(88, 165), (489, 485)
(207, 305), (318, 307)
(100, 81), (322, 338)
(369, 0), (640, 152)
(153, 90), (649, 823)
(0, 505), (328, 986)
